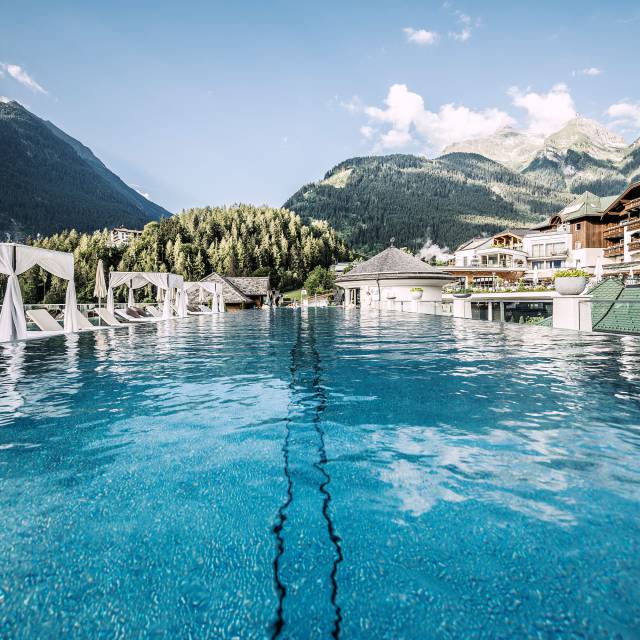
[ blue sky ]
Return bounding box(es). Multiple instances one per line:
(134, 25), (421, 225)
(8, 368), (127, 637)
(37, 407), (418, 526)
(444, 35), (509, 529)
(2, 0), (640, 212)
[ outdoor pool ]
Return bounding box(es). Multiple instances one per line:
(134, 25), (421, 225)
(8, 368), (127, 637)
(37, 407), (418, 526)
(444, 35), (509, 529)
(1, 309), (639, 638)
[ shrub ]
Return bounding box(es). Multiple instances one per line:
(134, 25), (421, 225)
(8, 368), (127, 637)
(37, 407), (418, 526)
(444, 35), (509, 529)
(553, 269), (590, 279)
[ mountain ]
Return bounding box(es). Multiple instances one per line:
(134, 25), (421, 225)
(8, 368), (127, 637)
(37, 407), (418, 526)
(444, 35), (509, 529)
(444, 127), (543, 171)
(284, 153), (571, 254)
(0, 100), (169, 240)
(444, 116), (636, 196)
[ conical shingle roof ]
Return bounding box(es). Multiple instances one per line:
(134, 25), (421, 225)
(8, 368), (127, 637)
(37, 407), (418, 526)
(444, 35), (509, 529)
(336, 247), (453, 282)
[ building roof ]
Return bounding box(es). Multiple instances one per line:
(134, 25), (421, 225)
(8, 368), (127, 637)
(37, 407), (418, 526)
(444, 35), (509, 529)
(336, 246), (454, 282)
(532, 191), (617, 229)
(226, 276), (270, 296)
(200, 273), (252, 304)
(590, 277), (640, 335)
(604, 181), (640, 214)
(455, 228), (531, 253)
(455, 236), (492, 252)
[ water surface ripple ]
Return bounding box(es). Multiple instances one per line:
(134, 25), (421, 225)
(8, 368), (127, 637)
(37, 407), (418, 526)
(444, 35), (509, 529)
(0, 309), (639, 638)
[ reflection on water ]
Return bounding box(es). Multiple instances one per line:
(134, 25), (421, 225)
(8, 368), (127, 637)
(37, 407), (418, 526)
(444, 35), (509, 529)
(0, 310), (639, 638)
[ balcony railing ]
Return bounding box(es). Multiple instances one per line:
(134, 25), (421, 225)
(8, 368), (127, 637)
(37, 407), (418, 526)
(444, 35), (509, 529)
(623, 197), (640, 213)
(628, 240), (640, 253)
(604, 244), (625, 258)
(627, 218), (640, 233)
(604, 223), (625, 239)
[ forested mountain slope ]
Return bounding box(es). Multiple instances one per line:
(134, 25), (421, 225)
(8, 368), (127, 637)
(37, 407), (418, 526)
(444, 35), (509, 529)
(0, 100), (168, 239)
(284, 153), (571, 253)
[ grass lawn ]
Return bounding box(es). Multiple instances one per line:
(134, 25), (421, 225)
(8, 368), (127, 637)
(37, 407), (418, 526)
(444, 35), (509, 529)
(283, 288), (303, 301)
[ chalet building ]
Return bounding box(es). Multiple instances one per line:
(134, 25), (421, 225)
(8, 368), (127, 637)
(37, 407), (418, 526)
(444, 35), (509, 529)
(527, 191), (617, 278)
(198, 273), (271, 311)
(600, 182), (640, 273)
(110, 227), (143, 247)
(451, 191), (624, 288)
(448, 229), (529, 288)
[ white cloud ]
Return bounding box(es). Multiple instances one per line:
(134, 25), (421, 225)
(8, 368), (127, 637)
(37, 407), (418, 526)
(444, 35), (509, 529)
(363, 83), (513, 152)
(449, 11), (476, 42)
(132, 185), (151, 200)
(403, 27), (439, 45)
(0, 96), (11, 103)
(0, 63), (47, 94)
(607, 101), (640, 129)
(340, 95), (362, 113)
(573, 67), (602, 77)
(359, 125), (374, 139)
(508, 83), (576, 135)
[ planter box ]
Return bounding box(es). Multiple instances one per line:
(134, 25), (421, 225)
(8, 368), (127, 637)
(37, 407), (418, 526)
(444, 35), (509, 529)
(453, 293), (471, 299)
(554, 276), (587, 296)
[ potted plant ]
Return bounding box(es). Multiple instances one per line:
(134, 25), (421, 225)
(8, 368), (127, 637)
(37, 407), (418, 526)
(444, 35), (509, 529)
(409, 287), (423, 300)
(452, 288), (472, 298)
(553, 269), (590, 295)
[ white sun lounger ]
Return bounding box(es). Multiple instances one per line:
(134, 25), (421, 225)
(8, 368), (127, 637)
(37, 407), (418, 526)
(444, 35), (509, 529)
(115, 308), (162, 323)
(74, 309), (99, 330)
(96, 308), (131, 326)
(26, 309), (64, 333)
(145, 306), (162, 317)
(173, 303), (210, 316)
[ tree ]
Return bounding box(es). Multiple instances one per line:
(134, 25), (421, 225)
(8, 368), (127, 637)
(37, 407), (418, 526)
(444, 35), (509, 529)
(303, 266), (335, 295)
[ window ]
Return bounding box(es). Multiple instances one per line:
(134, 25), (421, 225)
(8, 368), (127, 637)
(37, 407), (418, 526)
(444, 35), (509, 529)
(463, 256), (468, 266)
(576, 223), (581, 230)
(550, 260), (564, 269)
(532, 260), (544, 269)
(532, 244), (544, 258)
(548, 242), (566, 256)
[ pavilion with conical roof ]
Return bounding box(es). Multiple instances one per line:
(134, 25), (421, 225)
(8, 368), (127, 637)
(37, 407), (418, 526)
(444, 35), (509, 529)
(336, 246), (455, 308)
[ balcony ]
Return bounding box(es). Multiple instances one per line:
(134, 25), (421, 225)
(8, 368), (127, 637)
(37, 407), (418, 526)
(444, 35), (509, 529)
(627, 218), (640, 233)
(629, 240), (640, 254)
(623, 197), (640, 213)
(604, 243), (625, 258)
(604, 223), (625, 239)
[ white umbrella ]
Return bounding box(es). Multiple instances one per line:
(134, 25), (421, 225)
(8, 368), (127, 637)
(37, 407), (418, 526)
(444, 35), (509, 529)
(93, 260), (107, 325)
(630, 267), (635, 278)
(128, 286), (135, 307)
(595, 257), (603, 282)
(198, 285), (206, 304)
(532, 265), (539, 286)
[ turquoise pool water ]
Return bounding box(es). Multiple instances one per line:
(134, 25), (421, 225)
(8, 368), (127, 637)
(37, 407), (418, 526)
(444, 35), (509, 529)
(1, 309), (639, 638)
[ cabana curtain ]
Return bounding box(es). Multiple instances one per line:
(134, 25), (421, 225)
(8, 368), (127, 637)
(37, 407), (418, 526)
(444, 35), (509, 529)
(0, 243), (78, 342)
(185, 281), (223, 312)
(107, 271), (185, 320)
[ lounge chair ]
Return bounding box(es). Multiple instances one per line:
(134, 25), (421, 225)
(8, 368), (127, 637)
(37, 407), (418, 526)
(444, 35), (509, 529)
(173, 303), (210, 316)
(144, 306), (162, 317)
(96, 308), (131, 326)
(198, 304), (216, 313)
(115, 308), (162, 323)
(74, 309), (99, 330)
(26, 309), (64, 333)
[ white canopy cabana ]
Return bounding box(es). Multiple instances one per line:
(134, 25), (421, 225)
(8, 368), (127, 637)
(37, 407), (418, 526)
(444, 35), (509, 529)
(0, 243), (78, 342)
(106, 271), (186, 319)
(185, 281), (223, 312)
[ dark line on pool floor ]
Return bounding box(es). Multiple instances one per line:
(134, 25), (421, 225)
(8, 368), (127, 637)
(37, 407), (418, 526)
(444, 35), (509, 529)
(271, 312), (302, 640)
(309, 316), (344, 640)
(270, 317), (300, 640)
(271, 311), (343, 640)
